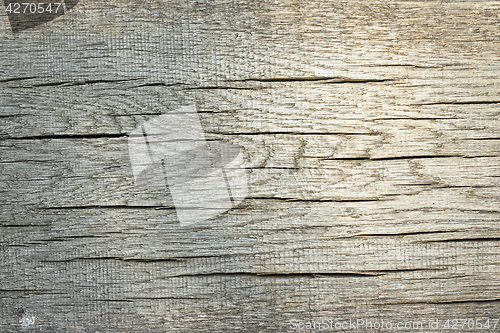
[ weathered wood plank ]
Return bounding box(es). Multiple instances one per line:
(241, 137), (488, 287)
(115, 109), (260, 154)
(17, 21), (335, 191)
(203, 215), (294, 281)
(2, 83), (500, 139)
(2, 137), (499, 208)
(2, 0), (500, 331)
(1, 272), (499, 332)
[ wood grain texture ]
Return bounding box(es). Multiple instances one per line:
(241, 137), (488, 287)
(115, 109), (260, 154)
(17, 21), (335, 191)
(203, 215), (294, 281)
(1, 0), (500, 332)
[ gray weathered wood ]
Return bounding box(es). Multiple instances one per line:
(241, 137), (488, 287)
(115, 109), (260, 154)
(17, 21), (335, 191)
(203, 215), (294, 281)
(1, 0), (500, 331)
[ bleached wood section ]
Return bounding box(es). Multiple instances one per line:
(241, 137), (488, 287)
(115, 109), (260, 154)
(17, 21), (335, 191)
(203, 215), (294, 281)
(1, 0), (500, 331)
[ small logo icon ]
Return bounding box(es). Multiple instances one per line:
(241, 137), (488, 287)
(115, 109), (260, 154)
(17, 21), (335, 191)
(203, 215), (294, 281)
(20, 315), (35, 328)
(3, 0), (79, 33)
(128, 105), (247, 226)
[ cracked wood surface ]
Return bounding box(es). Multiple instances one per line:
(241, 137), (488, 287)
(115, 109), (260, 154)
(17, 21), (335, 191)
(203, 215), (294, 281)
(1, 0), (500, 332)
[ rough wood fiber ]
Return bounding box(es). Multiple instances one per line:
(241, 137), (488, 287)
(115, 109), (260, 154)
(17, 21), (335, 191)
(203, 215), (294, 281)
(1, 0), (500, 332)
